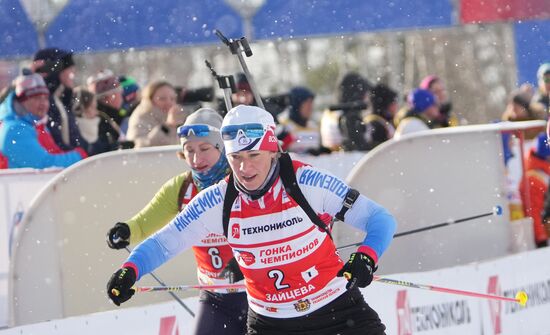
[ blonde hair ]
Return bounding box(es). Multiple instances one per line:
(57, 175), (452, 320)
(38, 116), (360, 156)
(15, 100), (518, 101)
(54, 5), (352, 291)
(141, 80), (174, 102)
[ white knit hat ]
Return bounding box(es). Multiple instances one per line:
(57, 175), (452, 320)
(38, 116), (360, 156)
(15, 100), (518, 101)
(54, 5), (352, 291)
(221, 105), (278, 154)
(14, 73), (49, 101)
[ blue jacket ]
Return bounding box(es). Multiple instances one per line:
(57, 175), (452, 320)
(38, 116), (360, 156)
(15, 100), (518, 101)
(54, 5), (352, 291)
(0, 92), (83, 169)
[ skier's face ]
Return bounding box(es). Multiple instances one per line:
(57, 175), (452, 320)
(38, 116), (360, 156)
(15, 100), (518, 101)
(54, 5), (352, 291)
(227, 150), (277, 191)
(182, 141), (221, 173)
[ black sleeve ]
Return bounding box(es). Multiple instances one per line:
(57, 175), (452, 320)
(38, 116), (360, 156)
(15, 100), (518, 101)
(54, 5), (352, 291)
(87, 118), (121, 155)
(339, 113), (369, 151)
(364, 120), (389, 150)
(47, 99), (72, 151)
(68, 112), (90, 151)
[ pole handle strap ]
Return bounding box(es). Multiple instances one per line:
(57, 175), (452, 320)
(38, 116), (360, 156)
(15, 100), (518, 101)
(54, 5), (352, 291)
(335, 188), (360, 221)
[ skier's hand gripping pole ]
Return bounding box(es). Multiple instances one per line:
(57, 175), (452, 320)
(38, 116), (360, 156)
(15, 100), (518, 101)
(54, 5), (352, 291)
(106, 222), (130, 249)
(337, 252), (376, 290)
(107, 267), (136, 306)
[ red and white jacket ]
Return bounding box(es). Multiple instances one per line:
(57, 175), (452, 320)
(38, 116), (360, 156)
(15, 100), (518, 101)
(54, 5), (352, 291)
(226, 164), (347, 317)
(128, 160), (396, 318)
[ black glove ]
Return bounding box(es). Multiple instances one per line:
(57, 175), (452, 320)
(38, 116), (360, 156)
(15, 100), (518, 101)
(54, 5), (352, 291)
(107, 267), (136, 306)
(106, 222), (130, 249)
(337, 252), (376, 290)
(219, 257), (244, 283)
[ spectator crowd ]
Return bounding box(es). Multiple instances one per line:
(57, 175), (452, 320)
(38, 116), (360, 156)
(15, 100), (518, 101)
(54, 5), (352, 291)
(0, 47), (548, 247)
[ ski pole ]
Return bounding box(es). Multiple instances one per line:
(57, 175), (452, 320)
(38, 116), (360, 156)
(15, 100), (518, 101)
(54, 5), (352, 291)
(116, 246), (195, 317)
(214, 29), (265, 109)
(337, 205), (503, 250)
(135, 283), (246, 293)
(371, 275), (528, 306)
(135, 276), (528, 307)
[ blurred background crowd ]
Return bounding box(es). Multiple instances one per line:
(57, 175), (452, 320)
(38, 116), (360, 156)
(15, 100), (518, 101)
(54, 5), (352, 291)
(3, 44), (547, 166)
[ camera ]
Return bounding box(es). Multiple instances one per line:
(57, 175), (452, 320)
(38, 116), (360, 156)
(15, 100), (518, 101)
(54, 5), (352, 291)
(328, 101), (368, 112)
(263, 93), (290, 117)
(175, 86), (215, 105)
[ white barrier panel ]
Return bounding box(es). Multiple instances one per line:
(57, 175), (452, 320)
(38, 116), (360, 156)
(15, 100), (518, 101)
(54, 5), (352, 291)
(9, 146), (194, 327)
(290, 151), (366, 180)
(336, 121), (546, 274)
(477, 247), (550, 335)
(8, 146), (366, 327)
(4, 246), (549, 334)
(0, 297), (198, 335)
(0, 168), (60, 328)
(363, 246), (550, 335)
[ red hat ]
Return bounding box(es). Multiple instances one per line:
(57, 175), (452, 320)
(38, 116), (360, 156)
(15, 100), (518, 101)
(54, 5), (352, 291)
(14, 73), (49, 101)
(235, 73), (251, 92)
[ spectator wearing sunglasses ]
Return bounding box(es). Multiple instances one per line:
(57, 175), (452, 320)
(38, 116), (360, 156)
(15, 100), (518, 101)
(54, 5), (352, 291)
(106, 108), (247, 334)
(108, 105), (396, 334)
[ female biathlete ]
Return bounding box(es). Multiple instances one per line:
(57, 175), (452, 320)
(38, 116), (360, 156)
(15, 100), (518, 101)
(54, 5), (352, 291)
(106, 108), (247, 334)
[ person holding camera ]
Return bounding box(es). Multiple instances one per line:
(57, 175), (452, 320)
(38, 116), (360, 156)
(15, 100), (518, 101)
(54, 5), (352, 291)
(320, 72), (372, 152)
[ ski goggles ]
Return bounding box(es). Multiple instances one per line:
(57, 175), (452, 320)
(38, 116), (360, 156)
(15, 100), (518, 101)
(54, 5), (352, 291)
(221, 123), (265, 140)
(177, 124), (219, 138)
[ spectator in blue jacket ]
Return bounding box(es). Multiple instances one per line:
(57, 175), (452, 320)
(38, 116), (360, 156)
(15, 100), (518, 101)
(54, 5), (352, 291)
(0, 73), (86, 169)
